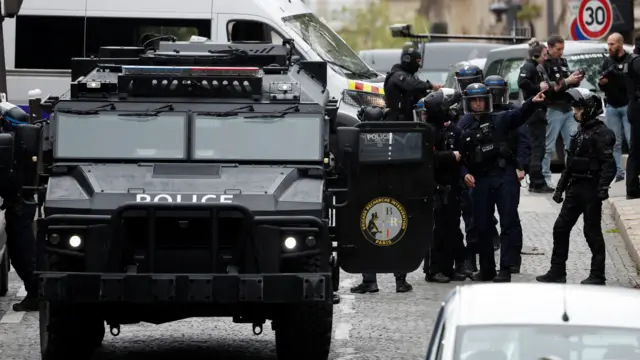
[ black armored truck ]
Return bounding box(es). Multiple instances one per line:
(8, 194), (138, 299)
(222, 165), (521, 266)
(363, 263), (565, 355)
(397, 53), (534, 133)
(7, 40), (435, 359)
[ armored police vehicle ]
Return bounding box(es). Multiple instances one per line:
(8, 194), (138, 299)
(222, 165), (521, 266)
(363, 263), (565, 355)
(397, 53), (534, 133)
(16, 40), (434, 360)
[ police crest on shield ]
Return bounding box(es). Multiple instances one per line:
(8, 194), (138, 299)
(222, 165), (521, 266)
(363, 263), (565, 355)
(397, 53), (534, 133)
(360, 197), (408, 246)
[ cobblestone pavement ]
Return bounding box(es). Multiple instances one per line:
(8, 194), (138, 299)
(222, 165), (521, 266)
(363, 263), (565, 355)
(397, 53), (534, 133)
(0, 175), (638, 360)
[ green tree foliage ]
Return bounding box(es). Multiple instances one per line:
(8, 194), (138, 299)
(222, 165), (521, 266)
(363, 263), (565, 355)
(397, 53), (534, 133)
(336, 0), (430, 51)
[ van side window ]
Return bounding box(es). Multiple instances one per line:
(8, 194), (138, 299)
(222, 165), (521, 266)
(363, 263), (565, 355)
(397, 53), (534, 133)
(226, 20), (283, 44)
(500, 58), (526, 97)
(484, 60), (502, 77)
(85, 18), (211, 57)
(15, 15), (85, 70)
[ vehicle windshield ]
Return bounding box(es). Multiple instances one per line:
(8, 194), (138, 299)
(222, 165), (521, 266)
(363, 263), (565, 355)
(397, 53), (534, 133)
(55, 113), (187, 159)
(193, 114), (323, 161)
(455, 325), (640, 360)
(501, 53), (604, 96)
(282, 13), (376, 80)
(417, 70), (449, 84)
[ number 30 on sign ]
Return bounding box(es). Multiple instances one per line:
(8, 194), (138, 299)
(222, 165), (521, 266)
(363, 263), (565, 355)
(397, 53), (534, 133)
(577, 0), (613, 40)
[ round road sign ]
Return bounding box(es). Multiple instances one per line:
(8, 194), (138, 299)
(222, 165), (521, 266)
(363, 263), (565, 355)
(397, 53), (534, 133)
(577, 0), (613, 40)
(570, 17), (589, 40)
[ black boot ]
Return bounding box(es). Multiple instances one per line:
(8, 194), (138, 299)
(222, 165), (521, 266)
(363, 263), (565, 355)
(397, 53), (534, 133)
(425, 273), (450, 283)
(396, 279), (413, 293)
(493, 269), (511, 283)
(510, 265), (521, 274)
(350, 282), (379, 294)
(580, 274), (606, 285)
(12, 295), (38, 312)
(470, 270), (496, 282)
(530, 184), (555, 193)
(455, 263), (473, 277)
(536, 270), (567, 283)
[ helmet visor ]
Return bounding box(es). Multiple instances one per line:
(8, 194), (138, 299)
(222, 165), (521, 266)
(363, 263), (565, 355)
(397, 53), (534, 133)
(488, 87), (509, 105)
(463, 94), (493, 114)
(456, 75), (483, 92)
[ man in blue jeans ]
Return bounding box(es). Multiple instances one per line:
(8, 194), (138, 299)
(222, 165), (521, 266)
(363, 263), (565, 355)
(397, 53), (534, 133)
(541, 35), (584, 187)
(600, 33), (631, 182)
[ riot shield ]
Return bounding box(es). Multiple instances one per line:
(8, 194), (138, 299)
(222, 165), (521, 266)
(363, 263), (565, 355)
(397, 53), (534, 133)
(333, 121), (434, 274)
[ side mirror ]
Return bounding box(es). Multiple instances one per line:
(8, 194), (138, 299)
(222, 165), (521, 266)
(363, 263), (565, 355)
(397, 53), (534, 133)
(13, 124), (42, 189)
(335, 127), (360, 166)
(2, 0), (24, 18)
(0, 134), (14, 177)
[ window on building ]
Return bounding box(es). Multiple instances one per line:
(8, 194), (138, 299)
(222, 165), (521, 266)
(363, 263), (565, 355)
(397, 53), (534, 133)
(85, 17), (210, 57)
(15, 15), (85, 70)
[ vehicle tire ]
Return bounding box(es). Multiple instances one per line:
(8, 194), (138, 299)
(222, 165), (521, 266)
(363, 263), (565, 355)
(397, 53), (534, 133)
(275, 254), (333, 360)
(39, 302), (105, 360)
(0, 248), (8, 297)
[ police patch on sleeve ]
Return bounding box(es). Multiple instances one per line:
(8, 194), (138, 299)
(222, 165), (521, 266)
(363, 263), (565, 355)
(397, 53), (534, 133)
(520, 72), (527, 77)
(360, 197), (408, 246)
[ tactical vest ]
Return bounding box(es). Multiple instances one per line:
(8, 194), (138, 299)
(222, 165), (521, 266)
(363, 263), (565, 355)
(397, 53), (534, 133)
(463, 118), (510, 173)
(434, 126), (459, 185)
(566, 125), (602, 180)
(624, 54), (640, 100)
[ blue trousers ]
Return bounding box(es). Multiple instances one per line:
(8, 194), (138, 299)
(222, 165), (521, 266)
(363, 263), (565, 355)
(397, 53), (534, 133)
(605, 104), (631, 176)
(461, 188), (499, 251)
(471, 168), (523, 274)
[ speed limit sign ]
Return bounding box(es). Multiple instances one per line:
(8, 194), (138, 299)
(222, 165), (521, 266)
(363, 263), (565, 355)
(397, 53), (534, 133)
(577, 0), (613, 40)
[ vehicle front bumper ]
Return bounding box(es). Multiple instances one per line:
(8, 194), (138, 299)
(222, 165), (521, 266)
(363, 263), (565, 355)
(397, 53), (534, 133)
(36, 202), (330, 304)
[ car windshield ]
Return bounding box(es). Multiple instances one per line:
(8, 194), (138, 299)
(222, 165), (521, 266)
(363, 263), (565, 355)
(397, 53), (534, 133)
(193, 114), (323, 161)
(501, 53), (604, 96)
(417, 70), (449, 84)
(281, 13), (374, 79)
(55, 113), (187, 159)
(455, 325), (640, 360)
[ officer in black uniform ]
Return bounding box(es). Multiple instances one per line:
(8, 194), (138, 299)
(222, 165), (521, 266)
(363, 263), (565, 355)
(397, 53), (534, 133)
(536, 88), (616, 285)
(383, 43), (441, 122)
(624, 35), (640, 199)
(350, 105), (414, 294)
(518, 39), (555, 193)
(416, 91), (471, 283)
(458, 83), (545, 282)
(0, 103), (38, 311)
(485, 75), (532, 274)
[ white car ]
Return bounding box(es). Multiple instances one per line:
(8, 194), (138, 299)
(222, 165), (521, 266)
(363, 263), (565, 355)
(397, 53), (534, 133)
(427, 283), (640, 360)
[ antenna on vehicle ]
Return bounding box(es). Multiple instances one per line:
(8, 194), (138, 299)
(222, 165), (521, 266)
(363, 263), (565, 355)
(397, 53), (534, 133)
(561, 285), (570, 322)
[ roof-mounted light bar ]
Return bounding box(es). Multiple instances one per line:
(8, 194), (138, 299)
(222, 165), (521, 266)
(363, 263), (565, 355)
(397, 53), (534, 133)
(121, 66), (261, 77)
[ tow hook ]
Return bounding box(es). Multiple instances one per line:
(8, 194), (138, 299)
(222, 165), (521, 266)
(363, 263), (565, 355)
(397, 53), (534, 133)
(110, 324), (121, 337)
(252, 323), (263, 335)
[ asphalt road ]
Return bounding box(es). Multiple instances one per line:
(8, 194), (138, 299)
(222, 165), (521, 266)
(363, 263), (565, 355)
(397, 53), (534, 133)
(1, 175), (639, 360)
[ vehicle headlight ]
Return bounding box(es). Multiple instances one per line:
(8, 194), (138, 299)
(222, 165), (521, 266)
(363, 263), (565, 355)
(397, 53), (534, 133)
(68, 235), (83, 248)
(342, 90), (386, 108)
(283, 236), (297, 250)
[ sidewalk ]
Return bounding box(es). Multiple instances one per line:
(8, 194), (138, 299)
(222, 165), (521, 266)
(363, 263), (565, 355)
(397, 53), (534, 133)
(608, 179), (640, 271)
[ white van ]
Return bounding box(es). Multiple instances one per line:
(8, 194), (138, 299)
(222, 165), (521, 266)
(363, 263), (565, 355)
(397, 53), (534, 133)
(3, 0), (385, 121)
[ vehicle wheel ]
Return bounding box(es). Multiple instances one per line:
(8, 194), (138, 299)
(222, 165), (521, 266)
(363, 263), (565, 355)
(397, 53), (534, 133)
(275, 254), (333, 360)
(0, 248), (9, 297)
(39, 302), (105, 360)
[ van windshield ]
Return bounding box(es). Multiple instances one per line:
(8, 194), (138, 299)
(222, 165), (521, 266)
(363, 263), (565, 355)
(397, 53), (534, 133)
(282, 13), (376, 80)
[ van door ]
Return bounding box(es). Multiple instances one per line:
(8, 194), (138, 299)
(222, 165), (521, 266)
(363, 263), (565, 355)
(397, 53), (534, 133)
(216, 13), (312, 59)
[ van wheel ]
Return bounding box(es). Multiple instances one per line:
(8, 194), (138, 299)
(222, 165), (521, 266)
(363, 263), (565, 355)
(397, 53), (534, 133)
(274, 254), (333, 360)
(0, 248), (9, 297)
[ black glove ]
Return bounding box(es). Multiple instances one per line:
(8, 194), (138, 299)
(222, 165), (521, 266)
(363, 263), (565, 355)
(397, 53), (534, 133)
(552, 191), (563, 204)
(597, 189), (609, 201)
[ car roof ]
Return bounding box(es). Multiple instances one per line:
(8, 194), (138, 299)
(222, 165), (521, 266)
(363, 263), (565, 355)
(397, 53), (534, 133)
(452, 283), (640, 329)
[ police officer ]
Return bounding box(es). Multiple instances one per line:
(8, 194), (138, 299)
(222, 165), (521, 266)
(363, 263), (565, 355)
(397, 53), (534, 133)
(600, 33), (631, 183)
(623, 35), (640, 199)
(536, 88), (616, 285)
(454, 64), (484, 92)
(518, 39), (554, 193)
(0, 102), (38, 311)
(384, 43), (442, 122)
(458, 83), (545, 282)
(485, 75), (532, 274)
(541, 35), (584, 188)
(350, 105), (414, 293)
(417, 91), (471, 283)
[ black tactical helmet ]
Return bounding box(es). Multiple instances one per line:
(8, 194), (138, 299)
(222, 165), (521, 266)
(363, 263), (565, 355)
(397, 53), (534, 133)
(565, 88), (603, 121)
(400, 42), (422, 73)
(421, 90), (452, 125)
(484, 75), (509, 105)
(357, 106), (385, 122)
(455, 64), (484, 92)
(462, 83), (493, 114)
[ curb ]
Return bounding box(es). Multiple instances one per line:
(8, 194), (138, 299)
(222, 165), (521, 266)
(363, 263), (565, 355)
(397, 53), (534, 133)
(609, 195), (640, 269)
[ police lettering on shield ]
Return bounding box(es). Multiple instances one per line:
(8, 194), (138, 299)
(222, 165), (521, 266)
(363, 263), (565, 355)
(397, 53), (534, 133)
(136, 194), (234, 203)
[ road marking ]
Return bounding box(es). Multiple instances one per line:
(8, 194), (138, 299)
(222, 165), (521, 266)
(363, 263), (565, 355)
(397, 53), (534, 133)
(334, 322), (352, 340)
(0, 309), (26, 324)
(16, 286), (26, 298)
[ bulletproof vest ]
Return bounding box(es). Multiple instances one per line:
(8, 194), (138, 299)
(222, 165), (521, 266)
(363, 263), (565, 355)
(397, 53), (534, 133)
(566, 122), (603, 179)
(624, 54), (640, 100)
(463, 117), (508, 172)
(544, 57), (570, 103)
(384, 70), (418, 121)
